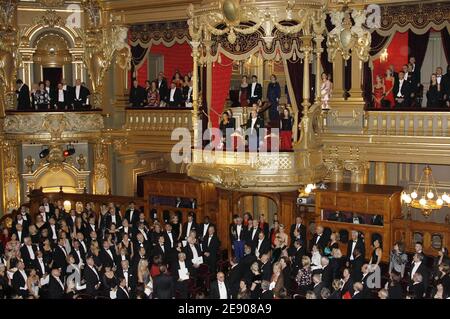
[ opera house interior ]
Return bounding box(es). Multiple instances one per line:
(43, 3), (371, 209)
(0, 0), (449, 301)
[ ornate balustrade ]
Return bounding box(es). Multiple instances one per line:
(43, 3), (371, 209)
(124, 107), (193, 132)
(365, 110), (450, 137)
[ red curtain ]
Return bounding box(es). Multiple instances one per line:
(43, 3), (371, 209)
(408, 30), (430, 80)
(210, 54), (233, 128)
(150, 43), (193, 79)
(441, 28), (450, 64)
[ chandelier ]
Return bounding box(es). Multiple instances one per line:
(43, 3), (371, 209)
(401, 165), (450, 217)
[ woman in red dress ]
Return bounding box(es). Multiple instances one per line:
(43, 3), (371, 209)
(239, 75), (249, 106)
(280, 108), (293, 150)
(384, 69), (395, 108)
(372, 75), (385, 109)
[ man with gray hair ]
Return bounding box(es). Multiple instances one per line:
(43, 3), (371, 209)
(260, 280), (274, 299)
(172, 252), (192, 298)
(347, 230), (365, 264)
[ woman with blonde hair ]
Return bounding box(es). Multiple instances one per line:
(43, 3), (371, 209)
(137, 259), (153, 298)
(329, 279), (343, 299)
(270, 261), (285, 298)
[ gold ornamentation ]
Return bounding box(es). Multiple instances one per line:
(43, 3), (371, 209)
(32, 9), (63, 28)
(38, 0), (65, 7)
(93, 141), (110, 195)
(76, 154), (86, 171)
(24, 155), (35, 173)
(1, 140), (19, 211)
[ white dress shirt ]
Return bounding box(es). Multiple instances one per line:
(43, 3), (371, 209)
(251, 228), (258, 241)
(202, 224), (209, 238)
(251, 118), (257, 134)
(186, 222), (193, 239)
(411, 261), (421, 279)
(58, 89), (64, 102)
(75, 85), (81, 99)
(26, 245), (36, 260)
(50, 224), (57, 240)
(37, 258), (46, 274)
(236, 225), (242, 240)
(437, 75), (442, 84)
(397, 79), (404, 97)
(44, 204), (50, 213)
(350, 241), (357, 260)
(251, 83), (257, 97)
(218, 281), (228, 299)
(170, 88), (176, 102)
(167, 232), (174, 247)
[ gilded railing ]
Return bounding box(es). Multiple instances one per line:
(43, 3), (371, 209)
(124, 108), (193, 132)
(365, 111), (450, 137)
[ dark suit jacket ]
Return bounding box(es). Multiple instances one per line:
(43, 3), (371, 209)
(12, 271), (27, 296)
(20, 244), (37, 268)
(116, 286), (130, 299)
(254, 238), (271, 256)
(350, 254), (365, 282)
(246, 117), (265, 137)
(230, 224), (246, 242)
(247, 83), (263, 101)
(209, 280), (230, 299)
(393, 79), (412, 104)
(124, 209), (139, 225)
(184, 243), (203, 264)
(16, 84), (31, 110)
(48, 276), (65, 299)
(312, 282), (325, 298)
(260, 290), (274, 299)
(99, 248), (117, 268)
(171, 260), (193, 281)
(33, 259), (50, 277)
(157, 79), (169, 102)
(203, 235), (220, 260)
(129, 85), (147, 107)
(182, 221), (198, 239)
(52, 245), (68, 269)
(115, 268), (137, 292)
(71, 85), (90, 105)
(347, 239), (366, 261)
(153, 273), (175, 299)
(290, 223), (307, 245)
(409, 282), (425, 299)
(226, 264), (241, 299)
(198, 223), (214, 242)
(51, 89), (70, 108)
(167, 88), (183, 107)
(310, 233), (328, 251)
(83, 266), (101, 295)
(259, 260), (272, 282)
(321, 265), (333, 289)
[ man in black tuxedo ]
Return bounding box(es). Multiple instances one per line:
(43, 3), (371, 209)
(248, 75), (262, 105)
(52, 237), (69, 270)
(20, 237), (37, 268)
(230, 216), (246, 262)
(71, 240), (85, 266)
(171, 252), (192, 298)
(152, 235), (170, 264)
(254, 232), (271, 258)
(408, 253), (429, 294)
(52, 82), (70, 110)
(71, 79), (90, 109)
(312, 273), (325, 298)
(167, 81), (183, 107)
(153, 265), (175, 299)
(48, 268), (65, 299)
(124, 201), (139, 226)
(226, 257), (241, 299)
(198, 215), (214, 243)
(84, 255), (101, 296)
(290, 216), (307, 245)
(393, 71), (412, 107)
(12, 261), (28, 298)
(310, 225), (328, 251)
(202, 225), (220, 273)
(16, 79), (30, 110)
(258, 215), (270, 239)
(156, 72), (168, 103)
(259, 253), (272, 282)
(289, 239), (306, 272)
(240, 244), (257, 280)
(350, 248), (365, 282)
(408, 272), (425, 299)
(12, 214), (29, 235)
(116, 260), (137, 296)
(129, 79), (147, 107)
(246, 109), (265, 152)
(100, 240), (117, 269)
(182, 212), (198, 240)
(44, 80), (56, 108)
(347, 230), (365, 264)
(33, 250), (50, 277)
(184, 236), (203, 272)
(259, 280), (274, 299)
(246, 219), (260, 250)
(116, 277), (130, 299)
(320, 256), (333, 289)
(209, 272), (230, 299)
(13, 223), (27, 243)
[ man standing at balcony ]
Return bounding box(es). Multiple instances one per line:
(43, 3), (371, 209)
(16, 79), (31, 110)
(393, 71), (411, 107)
(156, 72), (168, 105)
(52, 82), (70, 110)
(72, 79), (90, 109)
(167, 81), (183, 107)
(246, 109), (264, 151)
(129, 79), (147, 108)
(248, 75), (262, 106)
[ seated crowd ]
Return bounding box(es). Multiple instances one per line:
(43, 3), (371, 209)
(371, 57), (450, 109)
(129, 71), (194, 108)
(16, 79), (91, 111)
(0, 199), (449, 300)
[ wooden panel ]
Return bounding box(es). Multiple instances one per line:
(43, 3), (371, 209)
(319, 193), (336, 208)
(336, 194), (352, 211)
(352, 196), (368, 213)
(368, 195), (387, 214)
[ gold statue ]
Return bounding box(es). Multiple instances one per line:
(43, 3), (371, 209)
(77, 154), (86, 171)
(24, 155), (35, 173)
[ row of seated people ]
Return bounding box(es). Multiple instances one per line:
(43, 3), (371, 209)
(129, 71), (194, 108)
(230, 215), (450, 299)
(16, 79), (91, 111)
(371, 58), (450, 109)
(218, 105), (294, 151)
(0, 199), (449, 300)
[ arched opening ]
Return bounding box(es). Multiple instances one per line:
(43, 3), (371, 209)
(234, 194), (279, 226)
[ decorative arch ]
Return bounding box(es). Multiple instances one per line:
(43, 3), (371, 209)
(22, 163), (90, 195)
(22, 24), (82, 49)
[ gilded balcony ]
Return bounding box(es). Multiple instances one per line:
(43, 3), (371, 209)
(187, 148), (326, 193)
(123, 108), (194, 152)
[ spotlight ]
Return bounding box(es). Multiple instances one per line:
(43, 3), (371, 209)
(39, 148), (49, 159)
(63, 144), (75, 157)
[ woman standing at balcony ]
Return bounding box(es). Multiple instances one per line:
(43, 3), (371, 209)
(239, 75), (249, 107)
(172, 71), (183, 88)
(372, 75), (385, 109)
(369, 239), (383, 273)
(427, 73), (444, 108)
(280, 108), (293, 151)
(146, 81), (160, 107)
(219, 112), (235, 148)
(320, 73), (332, 110)
(267, 74), (281, 121)
(34, 81), (50, 110)
(384, 69), (395, 108)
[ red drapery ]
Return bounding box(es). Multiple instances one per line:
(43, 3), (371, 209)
(149, 43), (193, 79)
(210, 54), (233, 128)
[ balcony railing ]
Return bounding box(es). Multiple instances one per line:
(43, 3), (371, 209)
(124, 107), (193, 132)
(365, 110), (450, 137)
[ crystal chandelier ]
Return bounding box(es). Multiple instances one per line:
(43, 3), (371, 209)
(298, 183), (317, 197)
(401, 165), (450, 217)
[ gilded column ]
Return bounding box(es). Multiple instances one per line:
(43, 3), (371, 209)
(326, 160), (344, 183)
(257, 196), (268, 219)
(243, 196), (253, 214)
(204, 36), (213, 127)
(375, 162), (387, 185)
(92, 141), (111, 195)
(301, 35), (313, 113)
(314, 34), (324, 104)
(191, 40), (200, 148)
(1, 141), (20, 213)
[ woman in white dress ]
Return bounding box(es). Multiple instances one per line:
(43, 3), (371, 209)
(320, 72), (333, 110)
